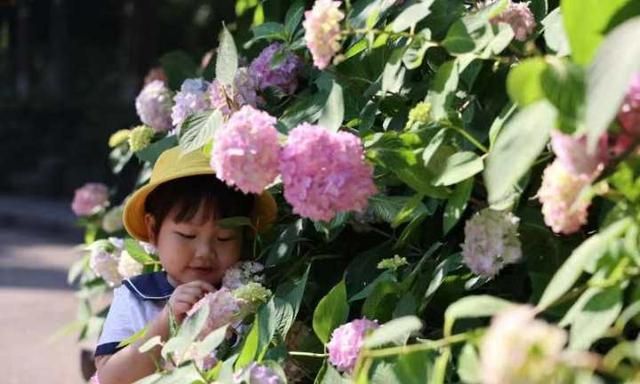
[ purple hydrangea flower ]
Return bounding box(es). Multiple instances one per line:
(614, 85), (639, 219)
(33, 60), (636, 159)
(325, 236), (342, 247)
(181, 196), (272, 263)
(235, 362), (283, 384)
(327, 318), (379, 372)
(209, 68), (260, 118)
(135, 80), (173, 132)
(249, 43), (303, 95)
(279, 123), (377, 222)
(171, 78), (211, 130)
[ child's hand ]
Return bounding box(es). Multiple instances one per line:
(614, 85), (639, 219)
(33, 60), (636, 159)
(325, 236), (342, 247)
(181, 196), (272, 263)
(166, 280), (215, 322)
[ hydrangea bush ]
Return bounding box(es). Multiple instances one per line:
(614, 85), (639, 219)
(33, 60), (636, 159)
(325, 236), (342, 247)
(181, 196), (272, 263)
(69, 0), (640, 383)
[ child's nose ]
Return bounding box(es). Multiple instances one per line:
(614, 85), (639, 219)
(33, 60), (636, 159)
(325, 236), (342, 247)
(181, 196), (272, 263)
(194, 241), (217, 262)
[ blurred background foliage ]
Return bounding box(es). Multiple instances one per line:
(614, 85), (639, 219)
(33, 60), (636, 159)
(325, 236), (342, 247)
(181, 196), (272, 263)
(0, 0), (293, 199)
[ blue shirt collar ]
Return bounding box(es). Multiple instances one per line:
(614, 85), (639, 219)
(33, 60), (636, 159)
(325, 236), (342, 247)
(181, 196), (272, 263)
(123, 271), (175, 301)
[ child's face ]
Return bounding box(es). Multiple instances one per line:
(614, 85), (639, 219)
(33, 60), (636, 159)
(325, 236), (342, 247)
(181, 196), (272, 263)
(144, 202), (243, 286)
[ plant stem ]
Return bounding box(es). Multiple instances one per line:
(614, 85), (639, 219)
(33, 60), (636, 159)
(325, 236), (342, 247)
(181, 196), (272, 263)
(449, 125), (489, 153)
(288, 351), (328, 358)
(361, 331), (475, 359)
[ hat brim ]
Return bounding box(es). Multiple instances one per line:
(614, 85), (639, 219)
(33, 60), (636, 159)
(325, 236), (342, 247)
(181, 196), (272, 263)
(123, 171), (278, 242)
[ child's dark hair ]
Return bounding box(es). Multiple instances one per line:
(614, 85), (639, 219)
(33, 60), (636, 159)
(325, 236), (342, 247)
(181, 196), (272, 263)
(144, 175), (255, 236)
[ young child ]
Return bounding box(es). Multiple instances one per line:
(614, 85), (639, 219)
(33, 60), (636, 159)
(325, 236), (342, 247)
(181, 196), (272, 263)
(93, 147), (276, 384)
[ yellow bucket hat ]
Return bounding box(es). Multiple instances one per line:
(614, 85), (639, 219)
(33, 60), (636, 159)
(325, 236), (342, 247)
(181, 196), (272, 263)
(123, 146), (277, 242)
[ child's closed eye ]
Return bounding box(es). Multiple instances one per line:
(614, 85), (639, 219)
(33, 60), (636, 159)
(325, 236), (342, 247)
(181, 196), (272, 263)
(175, 231), (196, 239)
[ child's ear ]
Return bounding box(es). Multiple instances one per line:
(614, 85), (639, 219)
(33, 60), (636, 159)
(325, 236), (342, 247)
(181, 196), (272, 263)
(144, 213), (158, 245)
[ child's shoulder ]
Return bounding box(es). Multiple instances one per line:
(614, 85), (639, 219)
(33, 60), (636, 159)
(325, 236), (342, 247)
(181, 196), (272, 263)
(121, 271), (174, 301)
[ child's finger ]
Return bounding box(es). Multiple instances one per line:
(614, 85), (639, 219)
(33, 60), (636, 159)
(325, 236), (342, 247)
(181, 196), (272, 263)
(190, 280), (215, 293)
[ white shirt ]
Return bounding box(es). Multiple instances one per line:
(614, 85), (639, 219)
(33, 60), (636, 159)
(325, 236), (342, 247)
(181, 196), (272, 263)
(95, 272), (174, 356)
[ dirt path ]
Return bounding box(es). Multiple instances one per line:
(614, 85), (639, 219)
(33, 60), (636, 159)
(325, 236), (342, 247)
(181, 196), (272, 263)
(0, 226), (86, 384)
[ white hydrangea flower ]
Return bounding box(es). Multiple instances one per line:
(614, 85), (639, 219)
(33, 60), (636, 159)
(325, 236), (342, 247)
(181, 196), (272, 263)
(481, 305), (567, 384)
(461, 208), (522, 277)
(222, 261), (265, 290)
(117, 250), (143, 279)
(102, 205), (124, 233)
(88, 239), (123, 287)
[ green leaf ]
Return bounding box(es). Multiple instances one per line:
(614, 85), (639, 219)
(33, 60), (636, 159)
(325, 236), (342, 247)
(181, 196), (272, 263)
(318, 363), (349, 384)
(506, 58), (547, 106)
(256, 298), (277, 359)
(457, 343), (481, 384)
(248, 22), (287, 46)
(124, 238), (155, 264)
(391, 0), (435, 33)
(367, 195), (419, 223)
(178, 110), (223, 155)
(585, 17), (640, 149)
(364, 316), (422, 348)
(541, 58), (585, 127)
(569, 286), (623, 349)
(273, 265), (309, 338)
(542, 8), (571, 56)
(266, 220), (305, 266)
(318, 78), (344, 132)
(444, 295), (514, 336)
(425, 60), (461, 120)
(368, 146), (449, 199)
(390, 350), (434, 384)
(313, 280), (349, 344)
(382, 47), (406, 94)
(561, 0), (635, 65)
(391, 193), (426, 228)
(422, 128), (447, 166)
(135, 136), (178, 165)
(484, 101), (556, 205)
(362, 279), (402, 322)
(160, 336), (191, 361)
(403, 29), (436, 69)
(216, 25), (238, 85)
(284, 1), (305, 38)
(432, 151), (483, 187)
(443, 178), (473, 234)
(159, 51), (198, 91)
(196, 325), (228, 357)
(177, 303), (209, 342)
(537, 218), (632, 310)
(236, 320), (259, 368)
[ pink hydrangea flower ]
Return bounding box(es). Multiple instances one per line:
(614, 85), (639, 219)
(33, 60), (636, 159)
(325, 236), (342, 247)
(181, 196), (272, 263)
(187, 288), (241, 338)
(618, 73), (640, 136)
(249, 43), (303, 94)
(549, 130), (608, 176)
(538, 160), (596, 235)
(135, 80), (173, 133)
(71, 182), (109, 216)
(280, 124), (377, 222)
(462, 209), (522, 277)
(327, 318), (379, 372)
(211, 105), (280, 194)
(490, 0), (536, 42)
(303, 0), (345, 69)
